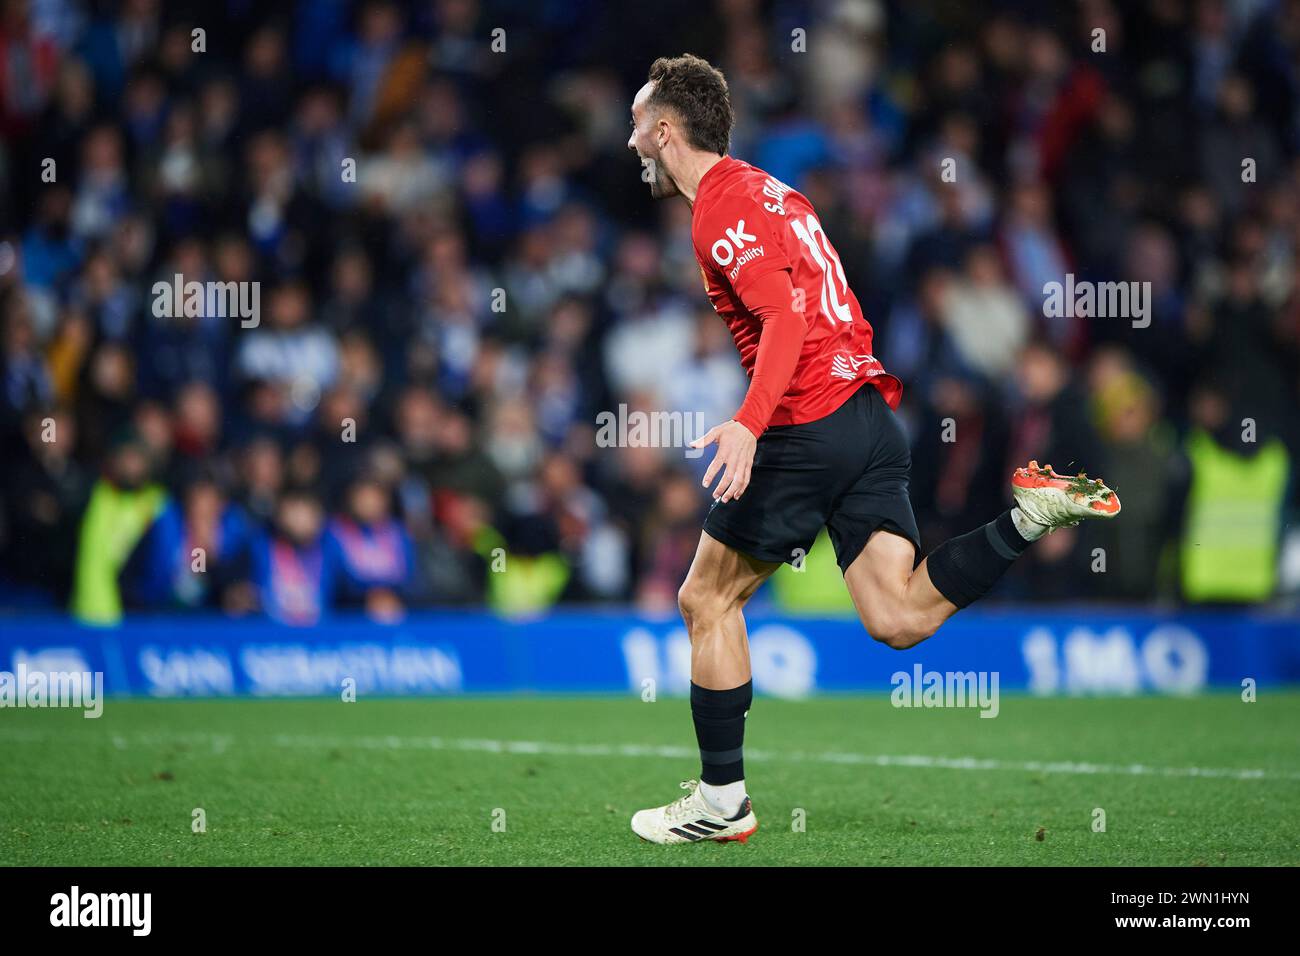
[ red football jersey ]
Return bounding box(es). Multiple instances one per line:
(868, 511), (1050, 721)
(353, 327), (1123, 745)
(691, 157), (902, 429)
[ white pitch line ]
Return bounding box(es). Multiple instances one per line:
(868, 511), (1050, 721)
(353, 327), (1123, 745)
(3, 728), (1298, 782)
(265, 733), (1300, 782)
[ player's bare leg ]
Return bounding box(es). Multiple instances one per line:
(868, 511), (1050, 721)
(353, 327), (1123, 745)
(844, 529), (955, 650)
(677, 530), (777, 689)
(845, 461), (1121, 651)
(630, 531), (778, 844)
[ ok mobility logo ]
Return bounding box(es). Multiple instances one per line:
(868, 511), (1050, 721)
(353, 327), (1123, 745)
(709, 220), (764, 282)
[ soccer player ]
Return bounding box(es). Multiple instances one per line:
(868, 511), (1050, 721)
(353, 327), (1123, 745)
(625, 55), (1121, 845)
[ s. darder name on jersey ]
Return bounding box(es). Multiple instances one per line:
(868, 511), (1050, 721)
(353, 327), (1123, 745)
(761, 176), (791, 215)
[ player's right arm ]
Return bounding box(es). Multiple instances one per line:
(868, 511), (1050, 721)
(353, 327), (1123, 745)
(730, 267), (808, 438)
(692, 192), (808, 502)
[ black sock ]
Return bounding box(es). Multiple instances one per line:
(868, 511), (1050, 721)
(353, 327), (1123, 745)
(924, 510), (1032, 609)
(690, 680), (752, 785)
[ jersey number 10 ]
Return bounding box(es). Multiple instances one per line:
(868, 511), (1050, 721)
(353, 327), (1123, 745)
(790, 214), (853, 326)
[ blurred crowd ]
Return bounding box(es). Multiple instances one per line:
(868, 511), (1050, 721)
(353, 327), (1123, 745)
(1, 0), (1298, 625)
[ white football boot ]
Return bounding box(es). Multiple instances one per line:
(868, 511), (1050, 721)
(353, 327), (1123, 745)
(631, 779), (758, 845)
(1011, 460), (1121, 531)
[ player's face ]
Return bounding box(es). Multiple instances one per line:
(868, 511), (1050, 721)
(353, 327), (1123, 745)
(627, 82), (679, 200)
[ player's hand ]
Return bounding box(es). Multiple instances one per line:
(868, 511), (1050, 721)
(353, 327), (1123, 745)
(691, 420), (757, 503)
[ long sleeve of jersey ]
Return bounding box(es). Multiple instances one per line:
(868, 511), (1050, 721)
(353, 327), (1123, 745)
(692, 158), (902, 428)
(731, 268), (810, 438)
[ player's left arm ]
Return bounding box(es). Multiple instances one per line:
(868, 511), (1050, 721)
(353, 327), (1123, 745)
(694, 267), (809, 503)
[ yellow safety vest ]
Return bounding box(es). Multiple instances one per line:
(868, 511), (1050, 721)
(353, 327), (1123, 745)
(1181, 429), (1288, 602)
(473, 526), (570, 617)
(771, 529), (857, 615)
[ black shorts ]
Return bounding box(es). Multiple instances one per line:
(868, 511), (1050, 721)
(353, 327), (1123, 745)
(702, 383), (921, 573)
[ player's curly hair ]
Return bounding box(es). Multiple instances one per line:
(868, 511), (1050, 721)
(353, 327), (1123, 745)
(647, 54), (733, 156)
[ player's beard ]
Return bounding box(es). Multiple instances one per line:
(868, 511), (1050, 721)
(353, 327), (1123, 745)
(643, 155), (680, 199)
(651, 173), (680, 199)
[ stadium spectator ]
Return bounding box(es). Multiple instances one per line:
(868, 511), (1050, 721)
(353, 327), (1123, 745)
(1, 0), (1298, 615)
(128, 472), (252, 611)
(1, 406), (89, 606)
(251, 487), (333, 626)
(70, 427), (167, 623)
(1088, 351), (1185, 601)
(325, 473), (413, 619)
(635, 470), (706, 615)
(1180, 382), (1291, 603)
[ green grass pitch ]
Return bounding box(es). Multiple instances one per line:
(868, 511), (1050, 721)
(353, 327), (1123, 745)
(2, 693), (1298, 866)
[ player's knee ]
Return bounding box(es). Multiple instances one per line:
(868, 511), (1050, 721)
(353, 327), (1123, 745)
(677, 579), (729, 632)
